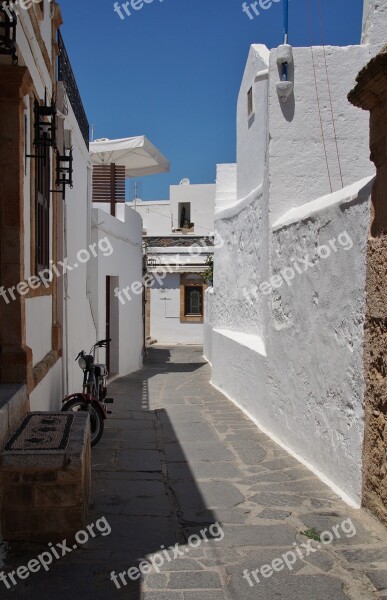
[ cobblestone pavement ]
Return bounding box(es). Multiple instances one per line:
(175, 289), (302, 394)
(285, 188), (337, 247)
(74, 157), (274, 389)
(3, 346), (387, 599)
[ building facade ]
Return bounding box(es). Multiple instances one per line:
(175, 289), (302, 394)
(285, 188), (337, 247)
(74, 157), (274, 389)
(127, 181), (216, 345)
(0, 0), (145, 443)
(0, 0), (65, 429)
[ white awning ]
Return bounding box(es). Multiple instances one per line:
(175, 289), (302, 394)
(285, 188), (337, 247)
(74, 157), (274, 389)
(89, 136), (170, 178)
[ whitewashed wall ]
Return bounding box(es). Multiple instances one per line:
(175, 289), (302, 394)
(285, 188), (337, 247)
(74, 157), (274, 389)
(62, 101), (97, 396)
(268, 44), (373, 224)
(150, 273), (204, 345)
(203, 287), (214, 364)
(125, 201), (172, 235)
(237, 45), (270, 200)
(29, 360), (62, 412)
(212, 176), (372, 507)
(91, 207), (143, 377)
(206, 18), (382, 505)
(362, 0), (387, 49)
(170, 184), (216, 235)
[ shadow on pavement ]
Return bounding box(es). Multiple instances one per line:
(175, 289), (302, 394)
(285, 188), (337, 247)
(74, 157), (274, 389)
(1, 347), (219, 599)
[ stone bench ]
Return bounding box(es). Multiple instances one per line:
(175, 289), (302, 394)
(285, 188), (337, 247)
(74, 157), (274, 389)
(0, 411), (91, 542)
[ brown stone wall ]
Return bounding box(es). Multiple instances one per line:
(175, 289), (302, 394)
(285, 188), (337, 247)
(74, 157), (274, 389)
(362, 233), (387, 525)
(0, 412), (91, 542)
(349, 49), (387, 526)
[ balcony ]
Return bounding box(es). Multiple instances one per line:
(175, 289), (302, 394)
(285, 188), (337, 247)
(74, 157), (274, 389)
(57, 30), (89, 149)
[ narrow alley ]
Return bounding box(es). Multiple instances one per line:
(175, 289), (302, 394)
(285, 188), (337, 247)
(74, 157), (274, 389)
(4, 346), (387, 600)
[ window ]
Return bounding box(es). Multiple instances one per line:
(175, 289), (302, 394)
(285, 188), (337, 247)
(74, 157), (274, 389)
(178, 202), (193, 230)
(247, 86), (254, 117)
(35, 148), (50, 273)
(180, 274), (206, 322)
(185, 286), (203, 316)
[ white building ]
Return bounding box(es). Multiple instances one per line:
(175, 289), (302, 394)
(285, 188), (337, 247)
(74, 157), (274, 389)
(127, 181), (216, 345)
(204, 1), (385, 507)
(0, 1), (157, 426)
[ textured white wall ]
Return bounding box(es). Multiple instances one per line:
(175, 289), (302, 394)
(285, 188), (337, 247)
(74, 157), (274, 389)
(211, 178), (372, 506)
(268, 44), (374, 224)
(206, 21), (382, 505)
(214, 188), (269, 341)
(203, 287), (214, 364)
(362, 0), (387, 49)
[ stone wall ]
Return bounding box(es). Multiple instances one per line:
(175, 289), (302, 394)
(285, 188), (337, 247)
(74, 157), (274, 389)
(349, 47), (387, 525)
(0, 412), (91, 542)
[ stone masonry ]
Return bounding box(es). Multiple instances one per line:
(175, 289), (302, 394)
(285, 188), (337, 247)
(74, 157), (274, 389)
(349, 45), (387, 526)
(0, 412), (91, 542)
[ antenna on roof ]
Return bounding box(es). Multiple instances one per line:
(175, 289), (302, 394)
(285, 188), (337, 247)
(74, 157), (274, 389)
(283, 0), (289, 44)
(130, 180), (143, 209)
(91, 124), (95, 142)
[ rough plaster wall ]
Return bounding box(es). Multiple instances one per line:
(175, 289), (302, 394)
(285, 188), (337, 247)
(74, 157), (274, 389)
(362, 0), (387, 50)
(268, 45), (374, 224)
(268, 193), (370, 503)
(213, 190), (268, 339)
(211, 184), (371, 504)
(203, 288), (214, 364)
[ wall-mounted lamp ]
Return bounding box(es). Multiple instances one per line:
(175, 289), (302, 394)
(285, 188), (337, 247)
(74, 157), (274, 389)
(0, 2), (18, 65)
(53, 147), (73, 199)
(276, 44), (294, 103)
(26, 93), (57, 173)
(33, 93), (57, 149)
(276, 0), (293, 103)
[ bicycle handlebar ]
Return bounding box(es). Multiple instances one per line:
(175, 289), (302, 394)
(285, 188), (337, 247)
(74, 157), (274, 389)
(96, 338), (111, 347)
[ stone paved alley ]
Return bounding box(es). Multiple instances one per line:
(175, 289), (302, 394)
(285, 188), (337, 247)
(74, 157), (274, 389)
(3, 346), (387, 599)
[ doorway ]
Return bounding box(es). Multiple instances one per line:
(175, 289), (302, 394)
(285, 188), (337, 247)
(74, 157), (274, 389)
(106, 275), (119, 375)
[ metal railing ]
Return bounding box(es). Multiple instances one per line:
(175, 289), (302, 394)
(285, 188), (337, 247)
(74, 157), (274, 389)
(57, 30), (89, 149)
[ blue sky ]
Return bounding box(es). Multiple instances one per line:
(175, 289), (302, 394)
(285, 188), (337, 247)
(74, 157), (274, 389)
(58, 0), (364, 200)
